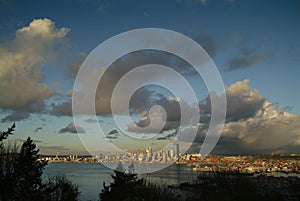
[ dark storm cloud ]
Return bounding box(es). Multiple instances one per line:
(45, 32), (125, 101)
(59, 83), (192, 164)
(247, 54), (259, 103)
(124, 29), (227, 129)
(1, 112), (30, 123)
(59, 49), (202, 117)
(94, 50), (197, 114)
(226, 53), (270, 71)
(49, 101), (72, 116)
(128, 97), (196, 133)
(59, 122), (85, 134)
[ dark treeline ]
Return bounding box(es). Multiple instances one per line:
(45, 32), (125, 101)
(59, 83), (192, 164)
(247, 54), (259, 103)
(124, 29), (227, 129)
(1, 124), (300, 201)
(99, 163), (300, 201)
(0, 124), (79, 201)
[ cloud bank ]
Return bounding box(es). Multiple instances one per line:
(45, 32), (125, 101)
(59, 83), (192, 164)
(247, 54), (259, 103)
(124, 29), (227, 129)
(0, 18), (69, 121)
(196, 79), (300, 154)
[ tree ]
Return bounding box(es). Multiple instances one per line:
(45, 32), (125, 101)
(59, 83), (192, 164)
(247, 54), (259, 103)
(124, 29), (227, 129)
(43, 176), (80, 201)
(0, 124), (80, 201)
(0, 123), (15, 142)
(0, 123), (18, 201)
(99, 163), (181, 201)
(99, 163), (143, 201)
(15, 137), (48, 201)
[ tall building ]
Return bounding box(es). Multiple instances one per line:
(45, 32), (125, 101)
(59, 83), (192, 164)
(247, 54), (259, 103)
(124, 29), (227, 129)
(176, 144), (180, 158)
(162, 150), (167, 162)
(170, 148), (174, 158)
(146, 147), (152, 158)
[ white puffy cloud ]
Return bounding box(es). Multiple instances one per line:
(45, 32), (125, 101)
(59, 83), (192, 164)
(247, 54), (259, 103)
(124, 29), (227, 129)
(222, 101), (300, 151)
(0, 18), (69, 120)
(226, 79), (265, 121)
(197, 80), (300, 154)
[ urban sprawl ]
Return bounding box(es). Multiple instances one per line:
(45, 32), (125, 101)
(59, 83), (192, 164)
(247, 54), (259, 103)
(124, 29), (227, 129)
(40, 147), (300, 174)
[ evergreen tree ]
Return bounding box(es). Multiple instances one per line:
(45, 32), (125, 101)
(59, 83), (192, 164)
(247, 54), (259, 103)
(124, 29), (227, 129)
(0, 123), (15, 142)
(0, 125), (80, 201)
(15, 137), (48, 201)
(0, 123), (18, 201)
(99, 163), (143, 201)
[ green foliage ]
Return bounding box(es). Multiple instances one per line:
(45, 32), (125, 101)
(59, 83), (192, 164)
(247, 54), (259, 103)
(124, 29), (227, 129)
(43, 176), (80, 201)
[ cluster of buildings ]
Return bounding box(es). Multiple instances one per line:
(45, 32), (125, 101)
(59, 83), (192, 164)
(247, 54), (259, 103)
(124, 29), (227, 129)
(178, 154), (300, 174)
(96, 144), (180, 163)
(41, 144), (180, 163)
(40, 150), (300, 175)
(40, 153), (97, 163)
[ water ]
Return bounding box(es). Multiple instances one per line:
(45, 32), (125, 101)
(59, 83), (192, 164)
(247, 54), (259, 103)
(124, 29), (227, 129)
(43, 163), (199, 201)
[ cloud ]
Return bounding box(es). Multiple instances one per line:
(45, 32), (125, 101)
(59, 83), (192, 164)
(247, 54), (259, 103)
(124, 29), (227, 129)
(1, 112), (30, 123)
(62, 49), (204, 117)
(108, 129), (118, 135)
(0, 18), (69, 120)
(199, 79), (265, 122)
(34, 127), (43, 132)
(226, 79), (265, 121)
(94, 51), (186, 115)
(105, 136), (117, 139)
(226, 53), (270, 71)
(49, 101), (72, 117)
(59, 122), (85, 134)
(195, 80), (300, 154)
(128, 97), (196, 133)
(219, 101), (300, 152)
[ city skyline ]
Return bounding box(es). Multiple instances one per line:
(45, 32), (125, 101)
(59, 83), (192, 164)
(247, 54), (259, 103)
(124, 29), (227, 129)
(0, 0), (300, 155)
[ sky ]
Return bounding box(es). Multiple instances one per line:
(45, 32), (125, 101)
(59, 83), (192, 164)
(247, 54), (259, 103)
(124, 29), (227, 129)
(0, 0), (300, 155)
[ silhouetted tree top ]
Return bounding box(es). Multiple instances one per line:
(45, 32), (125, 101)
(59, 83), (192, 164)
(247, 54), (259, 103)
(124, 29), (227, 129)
(0, 123), (15, 142)
(100, 163), (144, 201)
(17, 137), (47, 188)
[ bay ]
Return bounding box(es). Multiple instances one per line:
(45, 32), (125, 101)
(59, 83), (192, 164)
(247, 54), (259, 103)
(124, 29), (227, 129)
(43, 163), (199, 201)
